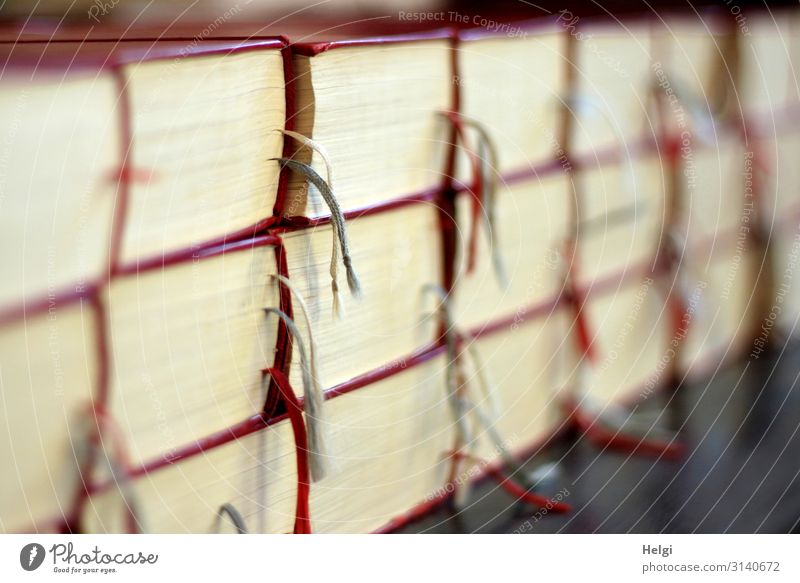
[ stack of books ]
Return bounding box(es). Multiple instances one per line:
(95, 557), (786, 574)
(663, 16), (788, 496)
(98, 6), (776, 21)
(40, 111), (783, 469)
(1, 8), (799, 534)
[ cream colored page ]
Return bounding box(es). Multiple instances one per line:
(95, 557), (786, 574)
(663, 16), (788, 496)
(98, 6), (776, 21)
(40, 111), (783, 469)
(83, 422), (297, 534)
(741, 14), (794, 113)
(581, 279), (669, 405)
(123, 51), (285, 262)
(575, 154), (666, 283)
(0, 74), (118, 308)
(85, 355), (451, 534)
(660, 20), (720, 103)
(108, 246), (278, 466)
(680, 248), (759, 375)
(681, 134), (747, 246)
(457, 30), (566, 179)
(0, 306), (96, 532)
(285, 42), (451, 217)
(465, 313), (569, 463)
(571, 26), (653, 157)
(452, 174), (570, 330)
(309, 355), (451, 533)
(283, 204), (442, 392)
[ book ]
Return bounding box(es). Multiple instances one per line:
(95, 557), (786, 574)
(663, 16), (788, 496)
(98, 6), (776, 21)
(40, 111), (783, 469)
(751, 124), (800, 338)
(107, 239), (280, 466)
(568, 17), (655, 157)
(741, 11), (797, 114)
(462, 313), (569, 465)
(572, 151), (670, 406)
(282, 202), (443, 391)
(284, 31), (454, 218)
(0, 198), (446, 529)
(651, 12), (735, 128)
(0, 54), (118, 309)
(0, 38), (287, 298)
(0, 236), (282, 533)
(673, 128), (759, 374)
(3, 180), (441, 528)
(454, 20), (567, 179)
(83, 353), (452, 534)
(451, 172), (570, 331)
(573, 151), (665, 284)
(0, 302), (96, 532)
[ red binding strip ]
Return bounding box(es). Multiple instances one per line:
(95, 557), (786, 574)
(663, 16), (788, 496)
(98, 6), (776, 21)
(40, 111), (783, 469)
(450, 133), (661, 195)
(68, 401), (140, 533)
(276, 189), (438, 231)
(444, 31), (461, 190)
(271, 40), (296, 220)
(1, 38), (287, 71)
(65, 66), (135, 533)
(108, 65), (145, 279)
(93, 342), (446, 489)
(447, 451), (572, 513)
(438, 189), (459, 294)
(457, 15), (561, 42)
(64, 294), (108, 533)
(373, 422), (572, 534)
(562, 238), (597, 362)
(107, 66), (136, 276)
(440, 110), (486, 274)
(0, 282), (95, 328)
(115, 234), (283, 277)
(0, 233), (284, 326)
(263, 368), (312, 534)
(292, 28), (454, 57)
(439, 32), (461, 294)
(565, 396), (686, 461)
(263, 239), (295, 418)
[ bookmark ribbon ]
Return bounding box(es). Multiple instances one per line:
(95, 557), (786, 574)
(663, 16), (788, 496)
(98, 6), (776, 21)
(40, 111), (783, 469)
(264, 306), (331, 483)
(439, 112), (506, 286)
(271, 157), (362, 318)
(262, 368), (312, 535)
